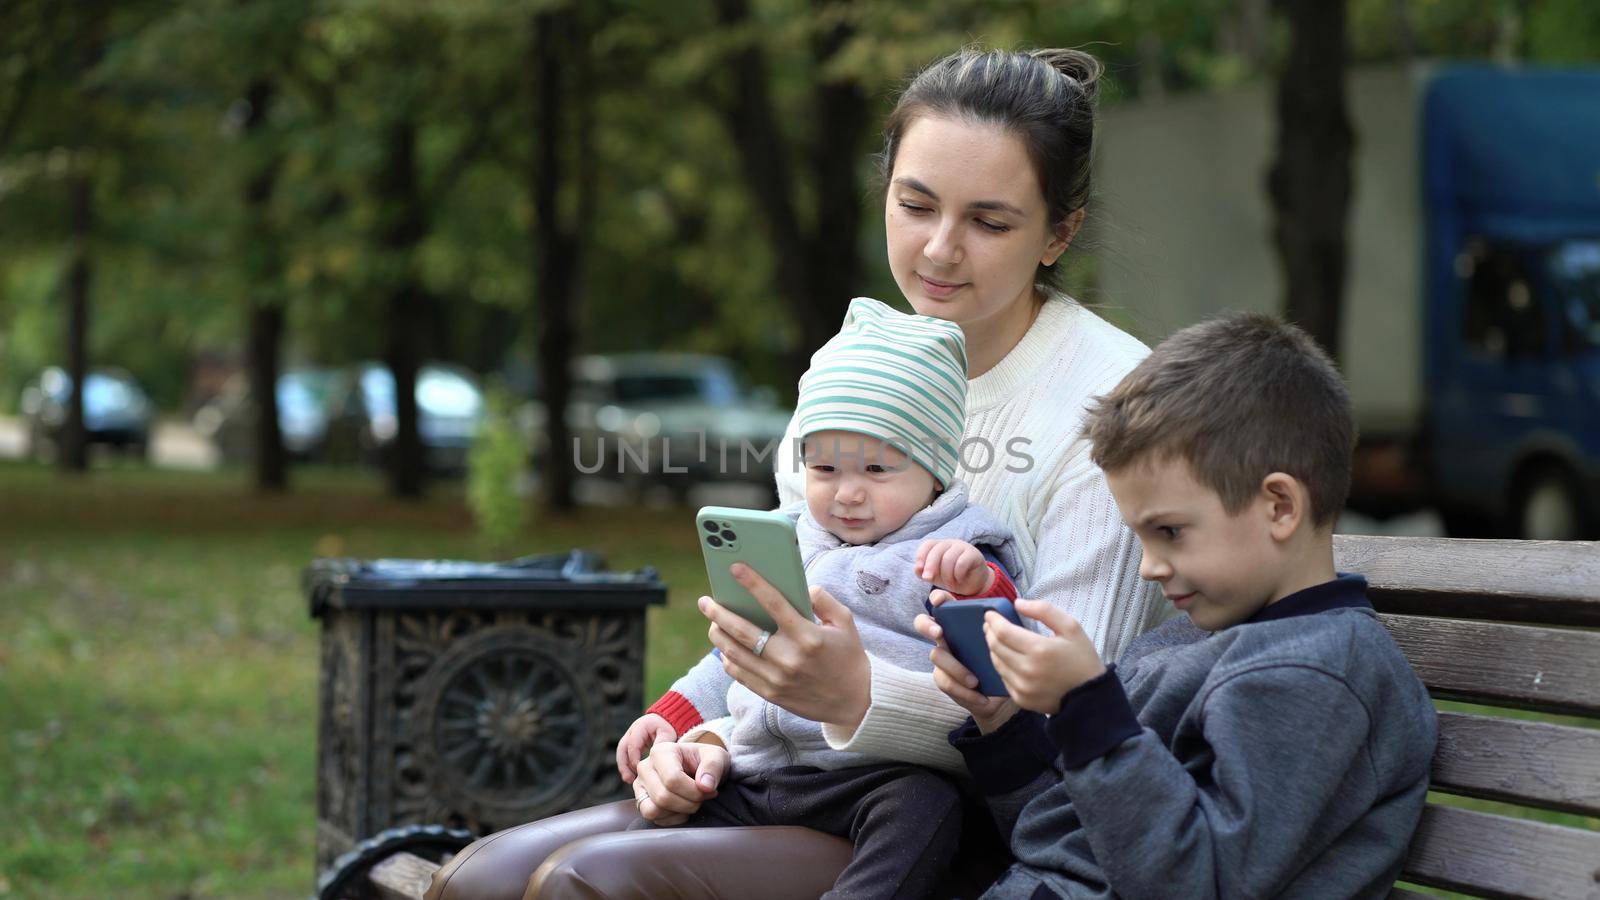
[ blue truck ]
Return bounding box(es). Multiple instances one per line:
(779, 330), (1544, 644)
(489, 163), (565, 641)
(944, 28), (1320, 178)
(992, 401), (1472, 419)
(1092, 63), (1600, 539)
(1421, 67), (1600, 539)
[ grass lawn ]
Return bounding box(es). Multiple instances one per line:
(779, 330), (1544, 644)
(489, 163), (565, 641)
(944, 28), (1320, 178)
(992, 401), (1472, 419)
(0, 460), (713, 899)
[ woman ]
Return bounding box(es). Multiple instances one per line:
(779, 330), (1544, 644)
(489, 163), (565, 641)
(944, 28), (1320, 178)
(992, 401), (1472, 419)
(428, 46), (1167, 900)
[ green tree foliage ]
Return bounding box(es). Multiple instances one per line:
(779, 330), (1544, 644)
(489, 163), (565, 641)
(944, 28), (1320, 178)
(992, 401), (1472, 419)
(0, 1), (246, 413)
(2, 0), (1595, 468)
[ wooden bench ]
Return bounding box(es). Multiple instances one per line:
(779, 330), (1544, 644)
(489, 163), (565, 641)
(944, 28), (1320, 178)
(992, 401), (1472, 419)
(1337, 535), (1600, 900)
(357, 535), (1600, 900)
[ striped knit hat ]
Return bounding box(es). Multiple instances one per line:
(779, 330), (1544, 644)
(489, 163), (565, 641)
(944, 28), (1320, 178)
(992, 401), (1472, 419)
(794, 297), (968, 488)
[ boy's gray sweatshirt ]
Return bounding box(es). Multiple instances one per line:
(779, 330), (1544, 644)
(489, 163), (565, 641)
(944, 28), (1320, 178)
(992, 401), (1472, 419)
(666, 482), (1021, 776)
(951, 575), (1436, 899)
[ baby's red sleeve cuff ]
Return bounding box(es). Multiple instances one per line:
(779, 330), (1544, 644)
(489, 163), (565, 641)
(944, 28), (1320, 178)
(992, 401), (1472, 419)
(951, 562), (1019, 601)
(645, 691), (703, 737)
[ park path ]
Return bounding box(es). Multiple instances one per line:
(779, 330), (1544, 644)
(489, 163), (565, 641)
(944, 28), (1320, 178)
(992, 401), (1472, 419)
(0, 415), (218, 469)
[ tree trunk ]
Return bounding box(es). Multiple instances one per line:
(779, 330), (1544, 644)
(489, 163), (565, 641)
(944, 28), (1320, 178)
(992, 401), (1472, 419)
(384, 282), (427, 499)
(241, 77), (288, 492)
(59, 3), (106, 474)
(530, 10), (587, 513)
(377, 118), (428, 499)
(803, 3), (868, 369)
(1390, 0), (1417, 62)
(1220, 0), (1272, 71)
(710, 0), (865, 383)
(1493, 0), (1528, 64)
(248, 303), (286, 489)
(1136, 34), (1167, 100)
(1269, 0), (1353, 362)
(61, 171), (91, 473)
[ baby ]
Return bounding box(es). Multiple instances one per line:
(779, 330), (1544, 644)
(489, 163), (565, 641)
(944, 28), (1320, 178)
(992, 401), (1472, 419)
(619, 298), (1021, 900)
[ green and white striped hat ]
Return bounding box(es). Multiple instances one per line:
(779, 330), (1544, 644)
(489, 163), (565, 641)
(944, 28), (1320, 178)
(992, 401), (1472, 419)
(795, 297), (968, 488)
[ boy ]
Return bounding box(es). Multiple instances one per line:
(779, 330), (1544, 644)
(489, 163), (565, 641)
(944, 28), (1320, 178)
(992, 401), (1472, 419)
(920, 312), (1437, 898)
(618, 298), (1023, 899)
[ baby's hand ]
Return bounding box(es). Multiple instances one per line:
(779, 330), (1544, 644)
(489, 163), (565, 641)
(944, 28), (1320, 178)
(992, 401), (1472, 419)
(915, 538), (994, 597)
(615, 713), (677, 784)
(985, 599), (1106, 715)
(915, 590), (1019, 733)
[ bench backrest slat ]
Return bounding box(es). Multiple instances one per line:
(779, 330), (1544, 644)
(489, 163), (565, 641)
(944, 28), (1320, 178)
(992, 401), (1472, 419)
(1335, 535), (1600, 627)
(1376, 614), (1600, 717)
(1334, 535), (1600, 900)
(1400, 804), (1600, 900)
(1431, 712), (1600, 819)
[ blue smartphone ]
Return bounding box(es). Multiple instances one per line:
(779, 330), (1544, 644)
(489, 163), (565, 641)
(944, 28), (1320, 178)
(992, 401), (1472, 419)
(929, 597), (1022, 697)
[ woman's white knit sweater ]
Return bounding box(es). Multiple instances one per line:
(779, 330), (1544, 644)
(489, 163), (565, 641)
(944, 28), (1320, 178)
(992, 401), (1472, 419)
(771, 297), (1169, 771)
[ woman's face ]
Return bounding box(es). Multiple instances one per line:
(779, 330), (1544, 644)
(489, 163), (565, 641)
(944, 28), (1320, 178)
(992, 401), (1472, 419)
(885, 115), (1070, 328)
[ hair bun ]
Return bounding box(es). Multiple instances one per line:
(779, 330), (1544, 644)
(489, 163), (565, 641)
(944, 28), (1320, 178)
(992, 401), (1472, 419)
(1031, 48), (1102, 101)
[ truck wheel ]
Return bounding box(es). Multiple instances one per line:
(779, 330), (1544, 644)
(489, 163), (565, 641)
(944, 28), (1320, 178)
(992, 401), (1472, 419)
(1512, 465), (1593, 541)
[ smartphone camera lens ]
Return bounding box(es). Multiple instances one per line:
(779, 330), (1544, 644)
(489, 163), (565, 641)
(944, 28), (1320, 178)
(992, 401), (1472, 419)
(703, 520), (719, 532)
(721, 530), (737, 542)
(707, 535), (724, 548)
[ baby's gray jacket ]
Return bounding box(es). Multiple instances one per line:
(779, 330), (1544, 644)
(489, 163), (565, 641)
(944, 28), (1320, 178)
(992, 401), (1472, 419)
(667, 481), (1021, 776)
(952, 575), (1437, 899)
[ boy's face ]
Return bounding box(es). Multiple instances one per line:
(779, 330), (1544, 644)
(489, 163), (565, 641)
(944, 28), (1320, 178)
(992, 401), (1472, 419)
(803, 429), (938, 545)
(1105, 455), (1285, 631)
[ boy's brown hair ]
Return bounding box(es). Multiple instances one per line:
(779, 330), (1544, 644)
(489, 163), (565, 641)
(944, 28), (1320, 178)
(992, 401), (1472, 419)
(1084, 312), (1356, 526)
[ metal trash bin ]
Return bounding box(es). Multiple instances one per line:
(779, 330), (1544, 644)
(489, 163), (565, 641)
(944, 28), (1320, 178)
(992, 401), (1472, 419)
(306, 550), (666, 872)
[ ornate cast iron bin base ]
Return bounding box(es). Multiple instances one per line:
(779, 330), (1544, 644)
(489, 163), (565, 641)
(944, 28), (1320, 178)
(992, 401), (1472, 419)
(306, 550), (666, 872)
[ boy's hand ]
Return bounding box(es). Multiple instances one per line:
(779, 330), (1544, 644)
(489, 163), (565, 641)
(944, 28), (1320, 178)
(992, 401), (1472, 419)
(985, 599), (1106, 715)
(915, 589), (1019, 733)
(916, 538), (994, 596)
(633, 740), (729, 827)
(615, 713), (677, 784)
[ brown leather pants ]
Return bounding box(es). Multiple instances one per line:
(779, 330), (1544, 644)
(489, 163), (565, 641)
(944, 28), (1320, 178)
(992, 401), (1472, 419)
(425, 800), (853, 900)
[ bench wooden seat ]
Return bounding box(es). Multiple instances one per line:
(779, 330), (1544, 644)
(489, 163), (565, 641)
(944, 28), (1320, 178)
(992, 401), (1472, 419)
(373, 535), (1600, 900)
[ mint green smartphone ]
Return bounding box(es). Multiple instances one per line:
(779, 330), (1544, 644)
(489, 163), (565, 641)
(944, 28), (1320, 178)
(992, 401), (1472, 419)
(696, 506), (813, 633)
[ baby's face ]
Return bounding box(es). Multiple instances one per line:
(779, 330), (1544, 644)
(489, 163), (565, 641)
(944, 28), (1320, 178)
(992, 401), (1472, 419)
(802, 430), (938, 545)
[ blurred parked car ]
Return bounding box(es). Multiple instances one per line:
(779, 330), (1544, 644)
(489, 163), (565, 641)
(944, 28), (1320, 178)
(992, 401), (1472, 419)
(192, 367), (338, 464)
(560, 353), (791, 496)
(20, 366), (154, 460)
(323, 362), (485, 473)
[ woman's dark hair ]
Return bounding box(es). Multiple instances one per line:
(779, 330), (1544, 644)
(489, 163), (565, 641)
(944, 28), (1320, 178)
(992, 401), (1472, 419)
(879, 47), (1103, 289)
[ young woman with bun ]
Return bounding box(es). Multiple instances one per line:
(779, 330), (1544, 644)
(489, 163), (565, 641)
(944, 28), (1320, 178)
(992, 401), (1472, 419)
(427, 46), (1167, 900)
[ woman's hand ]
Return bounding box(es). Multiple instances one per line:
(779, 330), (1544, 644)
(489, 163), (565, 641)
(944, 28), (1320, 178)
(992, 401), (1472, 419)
(984, 598), (1106, 715)
(632, 740), (729, 827)
(915, 589), (1019, 733)
(699, 563), (872, 733)
(915, 538), (995, 596)
(615, 712), (677, 785)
